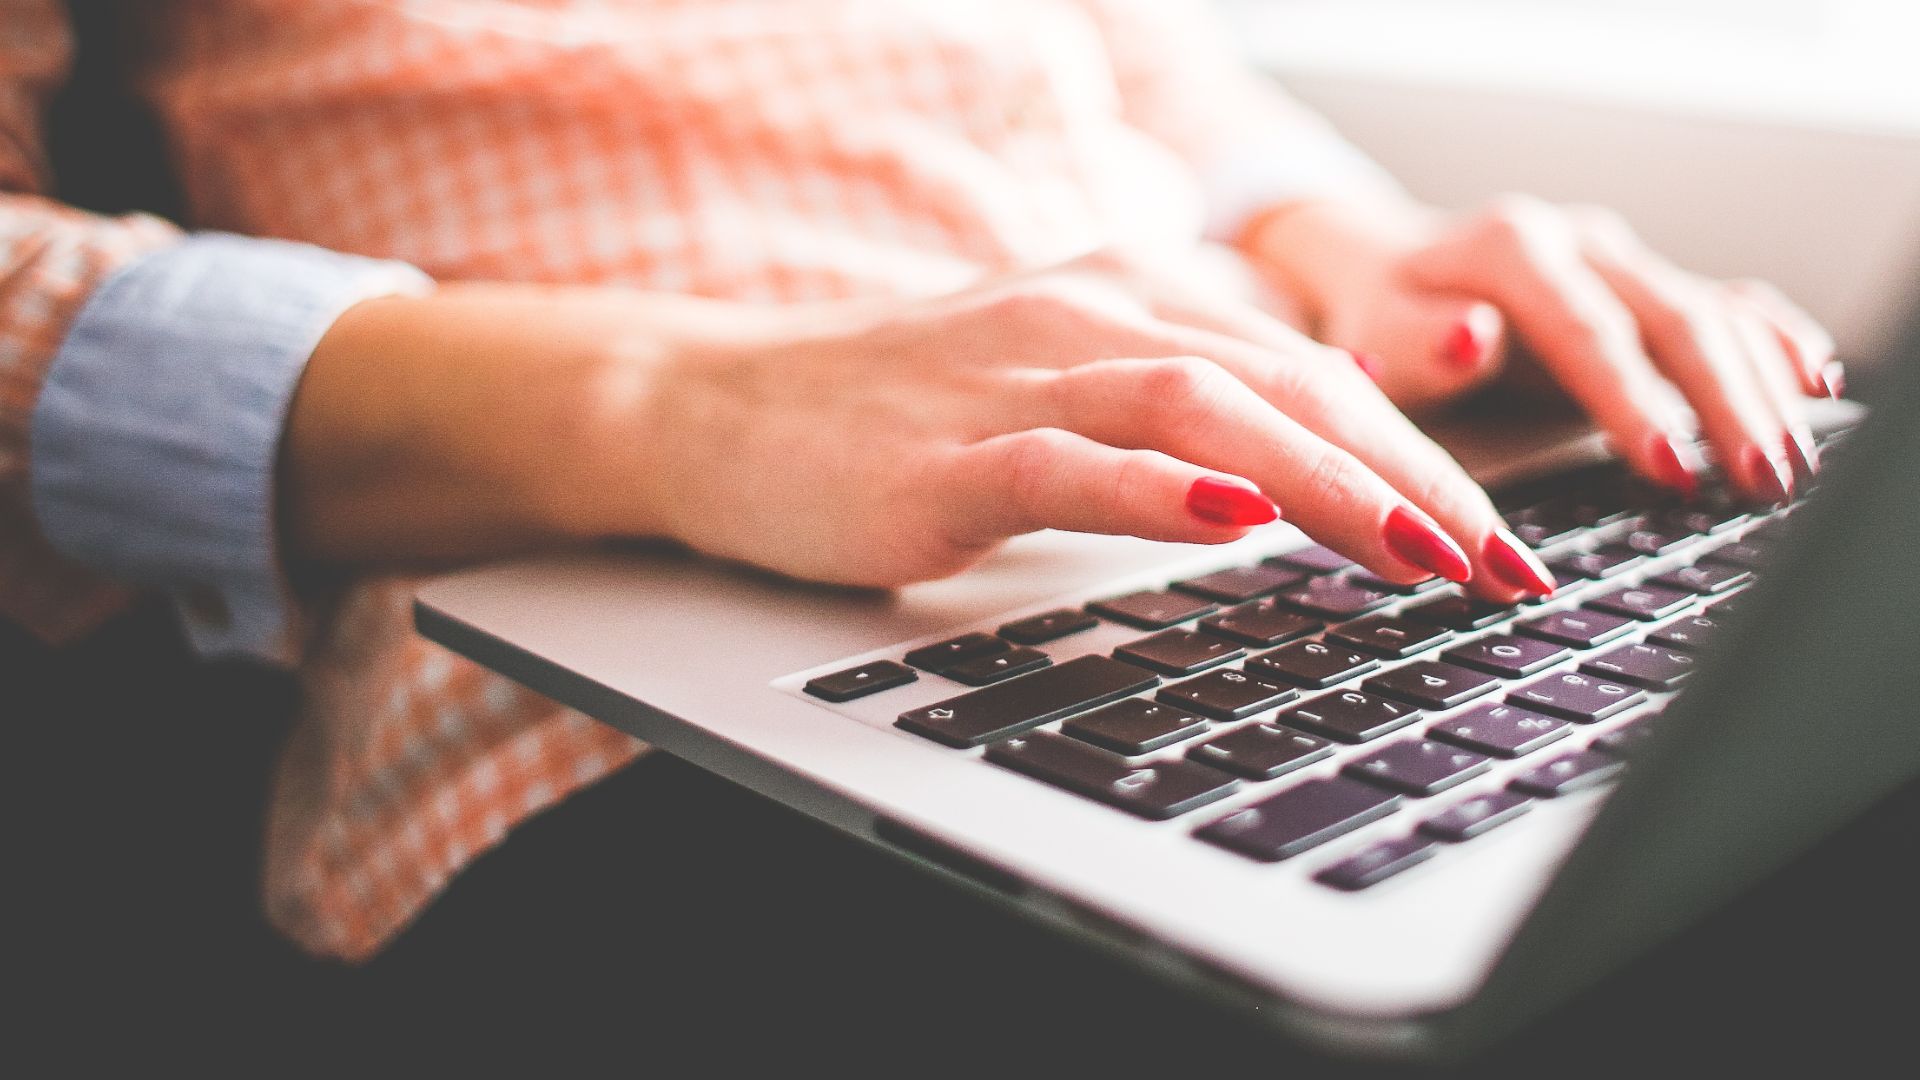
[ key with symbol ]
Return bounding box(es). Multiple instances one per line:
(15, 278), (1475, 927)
(896, 655), (1157, 748)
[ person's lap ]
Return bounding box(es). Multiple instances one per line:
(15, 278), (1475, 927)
(14, 605), (1914, 1074)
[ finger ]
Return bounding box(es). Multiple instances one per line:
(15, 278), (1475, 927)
(1043, 356), (1537, 596)
(1405, 199), (1705, 499)
(1575, 219), (1794, 502)
(1727, 304), (1820, 490)
(937, 427), (1277, 547)
(1120, 325), (1554, 602)
(1726, 278), (1842, 398)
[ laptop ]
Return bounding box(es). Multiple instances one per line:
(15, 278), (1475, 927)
(413, 331), (1915, 1060)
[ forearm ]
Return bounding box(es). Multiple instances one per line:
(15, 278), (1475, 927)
(281, 283), (878, 567)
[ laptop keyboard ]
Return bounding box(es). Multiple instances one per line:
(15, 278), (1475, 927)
(795, 436), (1843, 892)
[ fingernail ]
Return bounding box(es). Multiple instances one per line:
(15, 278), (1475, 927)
(1349, 351), (1384, 383)
(1646, 434), (1701, 501)
(1186, 476), (1280, 526)
(1783, 427), (1820, 480)
(1442, 306), (1498, 368)
(1482, 530), (1557, 596)
(1818, 360), (1846, 400)
(1741, 444), (1794, 504)
(1383, 505), (1473, 583)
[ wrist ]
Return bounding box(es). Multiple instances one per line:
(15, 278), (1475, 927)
(1239, 196), (1439, 330)
(285, 286), (664, 561)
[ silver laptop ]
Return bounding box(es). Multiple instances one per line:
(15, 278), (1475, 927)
(414, 335), (1914, 1059)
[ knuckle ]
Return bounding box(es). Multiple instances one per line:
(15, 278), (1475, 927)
(999, 427), (1074, 519)
(1642, 291), (1719, 346)
(983, 281), (1105, 328)
(1480, 193), (1557, 242)
(1138, 355), (1233, 418)
(1296, 445), (1372, 505)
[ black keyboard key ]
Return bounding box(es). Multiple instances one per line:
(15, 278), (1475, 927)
(1404, 594), (1516, 631)
(1113, 629), (1245, 676)
(1660, 505), (1749, 536)
(1157, 667), (1299, 721)
(1505, 501), (1584, 548)
(1443, 634), (1572, 679)
(1087, 590), (1217, 630)
(998, 608), (1099, 645)
(1624, 525), (1701, 557)
(1327, 615), (1455, 659)
(1647, 612), (1720, 651)
(896, 655), (1158, 748)
(1364, 661), (1501, 710)
(1344, 739), (1491, 796)
(1547, 544), (1645, 581)
(946, 646), (1052, 686)
(904, 632), (1009, 674)
(1568, 485), (1639, 528)
(1281, 689), (1422, 744)
(1245, 639), (1380, 689)
(1186, 723), (1332, 780)
(1516, 609), (1636, 649)
(1708, 592), (1746, 618)
(1509, 671), (1647, 723)
(1701, 538), (1768, 570)
(1062, 698), (1209, 755)
(1196, 778), (1402, 861)
(1267, 544), (1353, 574)
(1428, 702), (1572, 758)
(1593, 716), (1657, 756)
(1586, 583), (1695, 621)
(1173, 564), (1303, 603)
(804, 660), (918, 702)
(1315, 836), (1438, 890)
(1348, 569), (1448, 595)
(1274, 576), (1395, 620)
(1509, 751), (1626, 797)
(1197, 600), (1322, 648)
(1653, 562), (1752, 595)
(1580, 642), (1696, 691)
(1419, 791), (1534, 842)
(987, 732), (1237, 820)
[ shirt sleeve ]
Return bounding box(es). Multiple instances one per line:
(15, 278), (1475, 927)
(30, 235), (431, 663)
(1069, 0), (1408, 241)
(1, 1), (431, 662)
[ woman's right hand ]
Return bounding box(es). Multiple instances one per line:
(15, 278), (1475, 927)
(553, 257), (1558, 601)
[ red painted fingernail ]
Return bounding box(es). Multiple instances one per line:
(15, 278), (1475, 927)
(1646, 434), (1700, 501)
(1783, 428), (1820, 480)
(1482, 530), (1557, 596)
(1349, 351), (1384, 383)
(1186, 476), (1280, 526)
(1443, 322), (1481, 368)
(1818, 360), (1846, 400)
(1740, 444), (1793, 504)
(1441, 306), (1498, 368)
(1382, 505), (1472, 583)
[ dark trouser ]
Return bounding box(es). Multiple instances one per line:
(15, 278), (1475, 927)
(12, 604), (1915, 1075)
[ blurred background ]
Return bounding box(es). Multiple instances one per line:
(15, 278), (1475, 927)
(1221, 0), (1920, 362)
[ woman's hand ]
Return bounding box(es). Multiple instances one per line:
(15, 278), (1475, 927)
(1243, 195), (1841, 503)
(290, 264), (1559, 601)
(575, 258), (1557, 600)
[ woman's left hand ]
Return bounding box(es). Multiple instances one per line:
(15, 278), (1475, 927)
(1243, 194), (1842, 503)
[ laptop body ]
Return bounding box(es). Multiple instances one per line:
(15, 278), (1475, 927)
(413, 342), (1912, 1058)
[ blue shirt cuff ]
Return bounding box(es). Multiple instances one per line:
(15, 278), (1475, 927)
(30, 233), (432, 663)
